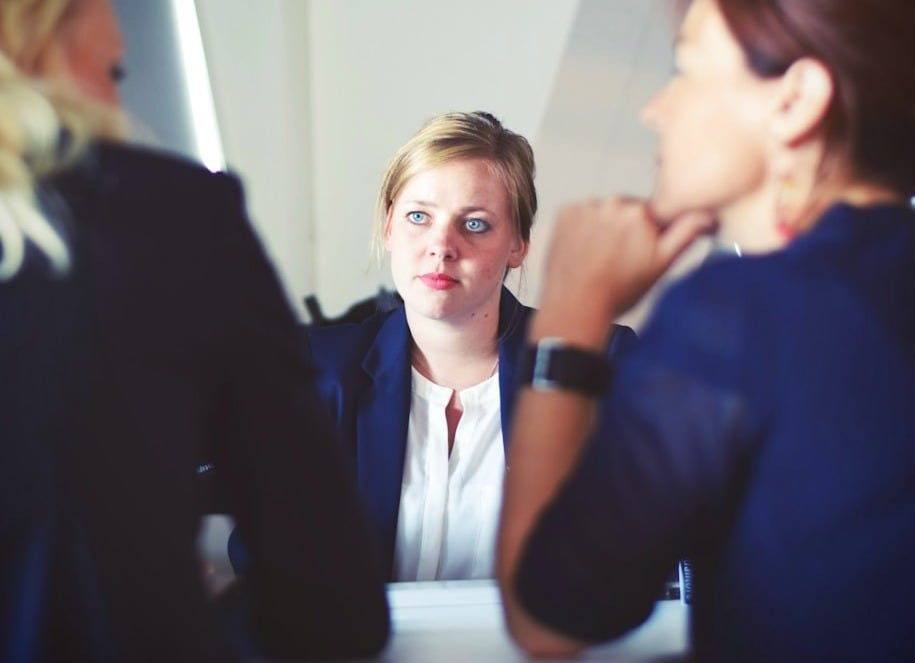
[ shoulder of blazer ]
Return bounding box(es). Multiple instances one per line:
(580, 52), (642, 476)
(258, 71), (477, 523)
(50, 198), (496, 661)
(95, 141), (234, 186)
(44, 142), (249, 257)
(306, 308), (398, 373)
(304, 306), (411, 407)
(49, 141), (244, 221)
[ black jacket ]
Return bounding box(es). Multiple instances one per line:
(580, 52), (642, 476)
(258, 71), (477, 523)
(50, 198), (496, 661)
(0, 143), (388, 662)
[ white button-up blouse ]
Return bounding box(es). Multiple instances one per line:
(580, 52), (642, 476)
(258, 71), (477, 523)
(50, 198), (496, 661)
(393, 367), (505, 581)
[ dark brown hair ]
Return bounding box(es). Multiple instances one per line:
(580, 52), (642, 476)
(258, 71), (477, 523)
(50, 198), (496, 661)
(716, 0), (915, 197)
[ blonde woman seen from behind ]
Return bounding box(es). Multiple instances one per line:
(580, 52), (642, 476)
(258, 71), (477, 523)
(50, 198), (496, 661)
(0, 1), (389, 660)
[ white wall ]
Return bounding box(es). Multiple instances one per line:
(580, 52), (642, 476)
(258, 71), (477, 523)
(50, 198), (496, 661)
(195, 0), (315, 318)
(113, 1), (198, 159)
(306, 0), (580, 316)
(530, 0), (710, 328)
(193, 0), (692, 325)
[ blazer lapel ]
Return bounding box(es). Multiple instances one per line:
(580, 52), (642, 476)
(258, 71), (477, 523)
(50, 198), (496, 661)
(356, 307), (412, 576)
(497, 288), (531, 450)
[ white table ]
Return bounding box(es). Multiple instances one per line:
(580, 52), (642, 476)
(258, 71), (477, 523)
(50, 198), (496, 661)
(350, 580), (690, 662)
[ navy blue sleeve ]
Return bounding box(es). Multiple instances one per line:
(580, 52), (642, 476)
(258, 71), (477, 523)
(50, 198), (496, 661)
(515, 269), (755, 642)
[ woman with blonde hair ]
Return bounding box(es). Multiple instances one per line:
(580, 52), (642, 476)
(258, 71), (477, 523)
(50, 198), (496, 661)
(302, 111), (636, 581)
(499, 0), (915, 659)
(0, 0), (124, 282)
(0, 1), (388, 660)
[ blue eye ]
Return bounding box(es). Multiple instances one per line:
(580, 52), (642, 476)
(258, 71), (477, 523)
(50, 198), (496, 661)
(464, 218), (490, 233)
(407, 211), (427, 224)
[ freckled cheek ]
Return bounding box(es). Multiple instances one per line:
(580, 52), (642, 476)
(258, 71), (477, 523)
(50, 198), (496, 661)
(472, 250), (511, 283)
(387, 236), (422, 263)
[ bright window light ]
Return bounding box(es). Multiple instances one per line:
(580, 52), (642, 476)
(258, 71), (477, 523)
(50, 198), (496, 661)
(171, 0), (225, 172)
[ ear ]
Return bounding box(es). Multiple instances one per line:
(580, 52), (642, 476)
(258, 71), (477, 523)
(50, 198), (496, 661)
(506, 238), (529, 269)
(770, 57), (835, 147)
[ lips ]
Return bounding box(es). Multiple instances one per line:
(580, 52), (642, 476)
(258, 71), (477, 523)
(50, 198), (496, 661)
(419, 273), (458, 290)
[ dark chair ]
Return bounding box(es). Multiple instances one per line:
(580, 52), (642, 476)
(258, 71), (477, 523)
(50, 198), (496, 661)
(303, 288), (402, 328)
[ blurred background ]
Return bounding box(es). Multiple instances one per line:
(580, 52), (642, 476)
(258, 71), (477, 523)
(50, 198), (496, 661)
(112, 0), (698, 330)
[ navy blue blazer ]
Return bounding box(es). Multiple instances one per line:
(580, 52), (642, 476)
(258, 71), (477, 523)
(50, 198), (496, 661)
(305, 287), (637, 578)
(515, 203), (915, 660)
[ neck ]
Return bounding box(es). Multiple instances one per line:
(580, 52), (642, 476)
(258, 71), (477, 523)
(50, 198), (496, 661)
(718, 181), (779, 253)
(719, 168), (904, 254)
(407, 304), (501, 391)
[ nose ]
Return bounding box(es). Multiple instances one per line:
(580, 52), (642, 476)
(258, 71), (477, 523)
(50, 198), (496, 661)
(427, 223), (458, 261)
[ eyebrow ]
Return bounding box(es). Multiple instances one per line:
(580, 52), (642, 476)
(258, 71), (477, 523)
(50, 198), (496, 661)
(401, 199), (437, 208)
(401, 200), (495, 215)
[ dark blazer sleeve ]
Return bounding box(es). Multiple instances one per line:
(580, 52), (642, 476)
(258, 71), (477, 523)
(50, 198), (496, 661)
(196, 169), (389, 658)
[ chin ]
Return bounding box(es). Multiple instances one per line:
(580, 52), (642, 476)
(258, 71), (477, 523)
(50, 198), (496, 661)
(403, 289), (458, 321)
(650, 187), (717, 226)
(649, 195), (685, 223)
(648, 181), (685, 219)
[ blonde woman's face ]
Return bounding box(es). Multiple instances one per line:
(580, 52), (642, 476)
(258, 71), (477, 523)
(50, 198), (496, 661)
(51, 0), (125, 105)
(384, 158), (527, 325)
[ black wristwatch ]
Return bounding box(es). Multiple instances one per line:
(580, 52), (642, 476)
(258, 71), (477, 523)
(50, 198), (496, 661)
(518, 337), (613, 396)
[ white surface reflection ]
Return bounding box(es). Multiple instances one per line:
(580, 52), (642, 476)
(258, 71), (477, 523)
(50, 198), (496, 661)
(378, 579), (689, 663)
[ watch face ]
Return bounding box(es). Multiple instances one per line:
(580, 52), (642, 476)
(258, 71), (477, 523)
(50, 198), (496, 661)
(521, 340), (612, 396)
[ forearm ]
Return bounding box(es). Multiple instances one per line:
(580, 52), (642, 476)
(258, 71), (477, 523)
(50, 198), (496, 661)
(498, 392), (594, 654)
(497, 307), (613, 656)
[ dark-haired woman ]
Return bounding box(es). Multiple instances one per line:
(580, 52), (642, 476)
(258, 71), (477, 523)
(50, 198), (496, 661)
(498, 0), (915, 660)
